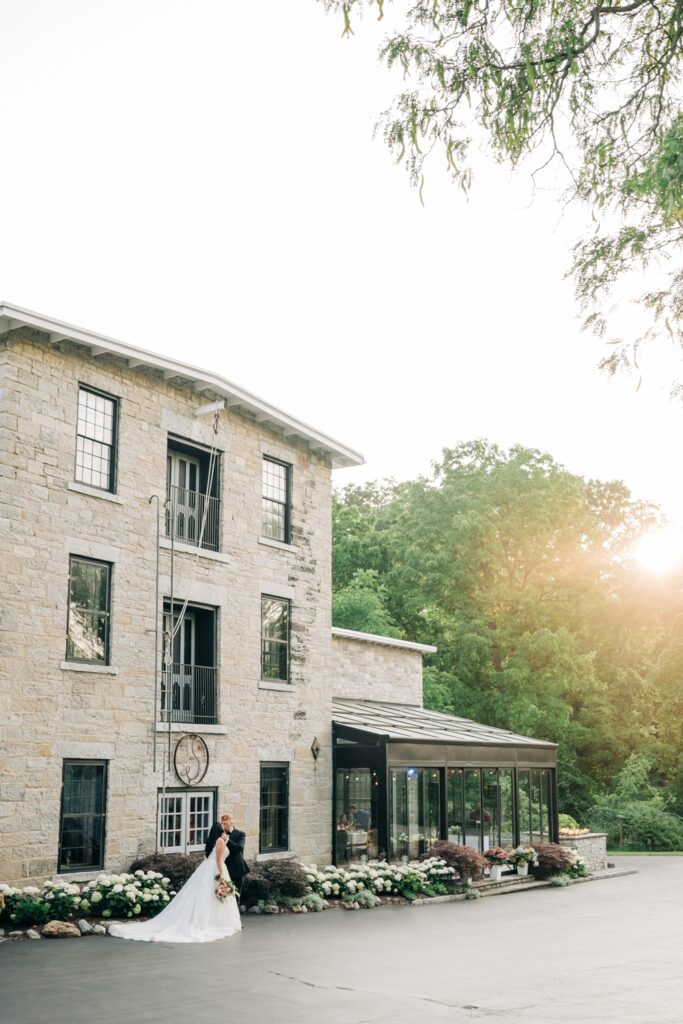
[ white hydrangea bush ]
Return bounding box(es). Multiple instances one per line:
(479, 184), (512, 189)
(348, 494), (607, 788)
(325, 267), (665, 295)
(80, 871), (174, 920)
(302, 857), (456, 903)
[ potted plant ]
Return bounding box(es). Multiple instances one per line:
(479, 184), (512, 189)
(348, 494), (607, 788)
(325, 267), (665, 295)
(483, 847), (509, 882)
(507, 846), (537, 877)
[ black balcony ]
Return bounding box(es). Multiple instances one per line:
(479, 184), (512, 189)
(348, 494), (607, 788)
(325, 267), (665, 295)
(160, 664), (218, 725)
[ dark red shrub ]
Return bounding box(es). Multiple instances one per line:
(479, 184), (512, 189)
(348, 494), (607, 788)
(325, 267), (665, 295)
(530, 842), (572, 880)
(425, 841), (487, 881)
(129, 852), (203, 891)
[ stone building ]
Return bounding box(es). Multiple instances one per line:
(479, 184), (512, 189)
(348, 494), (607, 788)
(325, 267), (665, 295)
(0, 303), (558, 887)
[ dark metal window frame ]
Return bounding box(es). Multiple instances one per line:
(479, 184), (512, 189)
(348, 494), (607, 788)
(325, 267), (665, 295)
(259, 762), (289, 853)
(260, 594), (291, 683)
(261, 456), (292, 544)
(66, 555), (113, 665)
(58, 759), (108, 873)
(74, 384), (119, 493)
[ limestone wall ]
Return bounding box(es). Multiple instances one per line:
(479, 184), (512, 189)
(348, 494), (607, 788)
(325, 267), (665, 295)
(331, 631), (426, 706)
(558, 833), (608, 872)
(0, 329), (335, 884)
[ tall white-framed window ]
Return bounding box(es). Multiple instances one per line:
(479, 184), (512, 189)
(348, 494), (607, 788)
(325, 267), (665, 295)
(157, 789), (215, 854)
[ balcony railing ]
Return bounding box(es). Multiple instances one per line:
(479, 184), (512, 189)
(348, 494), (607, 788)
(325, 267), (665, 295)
(160, 664), (218, 725)
(165, 484), (220, 552)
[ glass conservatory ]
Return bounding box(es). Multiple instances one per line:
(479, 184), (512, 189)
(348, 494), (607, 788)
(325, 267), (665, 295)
(332, 699), (557, 864)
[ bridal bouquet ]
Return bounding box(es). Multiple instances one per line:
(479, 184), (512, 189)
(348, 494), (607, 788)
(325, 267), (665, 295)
(215, 876), (236, 902)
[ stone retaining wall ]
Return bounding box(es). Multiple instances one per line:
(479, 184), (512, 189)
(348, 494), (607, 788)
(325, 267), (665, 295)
(558, 832), (607, 872)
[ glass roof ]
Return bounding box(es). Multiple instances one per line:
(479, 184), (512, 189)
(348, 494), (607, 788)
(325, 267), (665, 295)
(332, 699), (557, 748)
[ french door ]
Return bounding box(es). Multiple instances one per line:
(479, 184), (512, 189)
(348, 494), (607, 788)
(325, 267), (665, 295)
(167, 451), (201, 545)
(162, 609), (196, 722)
(157, 790), (214, 853)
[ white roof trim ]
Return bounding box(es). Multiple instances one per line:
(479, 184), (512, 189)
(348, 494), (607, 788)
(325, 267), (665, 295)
(0, 302), (364, 469)
(331, 626), (437, 654)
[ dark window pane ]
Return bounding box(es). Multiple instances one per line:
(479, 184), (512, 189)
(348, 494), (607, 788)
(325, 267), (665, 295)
(259, 765), (289, 852)
(67, 558), (110, 663)
(76, 388), (116, 491)
(447, 768), (464, 843)
(262, 458), (290, 542)
(261, 598), (289, 681)
(59, 761), (107, 871)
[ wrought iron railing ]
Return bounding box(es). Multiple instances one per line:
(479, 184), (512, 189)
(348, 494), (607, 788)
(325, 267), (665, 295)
(165, 484), (220, 552)
(160, 664), (217, 724)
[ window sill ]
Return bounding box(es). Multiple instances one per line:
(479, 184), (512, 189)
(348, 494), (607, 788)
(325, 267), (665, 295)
(60, 661), (118, 675)
(159, 538), (230, 564)
(259, 536), (298, 554)
(67, 480), (124, 504)
(256, 850), (294, 863)
(154, 722), (227, 735)
(54, 870), (102, 881)
(258, 680), (293, 692)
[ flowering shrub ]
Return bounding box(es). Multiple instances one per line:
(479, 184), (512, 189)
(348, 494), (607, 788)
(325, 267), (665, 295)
(507, 846), (538, 867)
(563, 848), (590, 879)
(302, 857), (456, 902)
(42, 880), (83, 920)
(483, 847), (509, 864)
(80, 871), (173, 920)
(425, 841), (487, 881)
(129, 853), (201, 891)
(530, 842), (572, 880)
(0, 884), (52, 927)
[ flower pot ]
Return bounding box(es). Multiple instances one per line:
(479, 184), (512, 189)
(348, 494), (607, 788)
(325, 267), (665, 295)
(516, 863), (529, 877)
(488, 864), (504, 882)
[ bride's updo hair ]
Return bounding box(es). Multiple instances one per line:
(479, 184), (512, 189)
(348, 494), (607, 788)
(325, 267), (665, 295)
(204, 821), (225, 856)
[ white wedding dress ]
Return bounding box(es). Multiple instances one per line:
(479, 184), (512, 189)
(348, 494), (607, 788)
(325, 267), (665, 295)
(109, 855), (242, 943)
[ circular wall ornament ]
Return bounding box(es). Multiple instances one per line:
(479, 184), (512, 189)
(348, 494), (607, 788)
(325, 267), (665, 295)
(173, 734), (209, 786)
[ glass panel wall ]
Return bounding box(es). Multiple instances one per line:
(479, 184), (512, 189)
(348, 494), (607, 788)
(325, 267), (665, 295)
(464, 768), (485, 850)
(517, 769), (532, 845)
(540, 770), (551, 840)
(335, 767), (379, 863)
(389, 768), (441, 860)
(447, 768), (464, 843)
(499, 770), (515, 847)
(483, 770), (499, 848)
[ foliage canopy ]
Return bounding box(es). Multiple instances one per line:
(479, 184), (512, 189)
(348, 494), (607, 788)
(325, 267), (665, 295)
(322, 0), (683, 392)
(332, 441), (683, 819)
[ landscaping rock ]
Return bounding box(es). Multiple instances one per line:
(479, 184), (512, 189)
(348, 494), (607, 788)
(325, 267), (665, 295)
(93, 925), (107, 935)
(247, 906), (262, 914)
(0, 928), (5, 936)
(26, 929), (42, 940)
(263, 904), (279, 914)
(77, 919), (94, 935)
(9, 931), (23, 937)
(42, 920), (81, 938)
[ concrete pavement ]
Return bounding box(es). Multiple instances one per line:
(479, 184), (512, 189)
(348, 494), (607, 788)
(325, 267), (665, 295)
(2, 857), (682, 1024)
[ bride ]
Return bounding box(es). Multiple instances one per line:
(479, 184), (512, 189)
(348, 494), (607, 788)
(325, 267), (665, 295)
(109, 826), (242, 943)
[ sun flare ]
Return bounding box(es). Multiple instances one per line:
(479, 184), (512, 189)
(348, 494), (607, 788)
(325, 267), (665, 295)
(634, 527), (683, 575)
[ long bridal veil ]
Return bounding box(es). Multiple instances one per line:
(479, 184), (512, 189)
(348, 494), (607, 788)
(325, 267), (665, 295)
(109, 855), (241, 943)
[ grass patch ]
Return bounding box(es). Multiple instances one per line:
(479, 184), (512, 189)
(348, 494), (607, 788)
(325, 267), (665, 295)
(607, 850), (683, 856)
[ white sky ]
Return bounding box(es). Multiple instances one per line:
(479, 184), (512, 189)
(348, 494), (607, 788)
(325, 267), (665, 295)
(1, 0), (681, 524)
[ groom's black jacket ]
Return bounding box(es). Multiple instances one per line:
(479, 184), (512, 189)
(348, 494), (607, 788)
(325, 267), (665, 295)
(224, 827), (250, 885)
(204, 823), (250, 885)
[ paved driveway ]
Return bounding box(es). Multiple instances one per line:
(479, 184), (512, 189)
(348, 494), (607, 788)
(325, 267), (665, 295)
(2, 857), (682, 1024)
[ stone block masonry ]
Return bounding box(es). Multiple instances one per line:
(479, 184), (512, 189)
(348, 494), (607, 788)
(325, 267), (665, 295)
(558, 833), (608, 872)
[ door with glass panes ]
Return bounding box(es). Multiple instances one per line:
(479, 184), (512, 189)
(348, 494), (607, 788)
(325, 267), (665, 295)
(167, 451), (201, 546)
(162, 609), (195, 722)
(157, 791), (214, 853)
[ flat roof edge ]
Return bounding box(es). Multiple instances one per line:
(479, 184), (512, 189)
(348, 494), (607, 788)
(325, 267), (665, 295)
(331, 627), (437, 654)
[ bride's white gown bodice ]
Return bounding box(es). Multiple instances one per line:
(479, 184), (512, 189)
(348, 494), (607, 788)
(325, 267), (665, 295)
(109, 855), (241, 943)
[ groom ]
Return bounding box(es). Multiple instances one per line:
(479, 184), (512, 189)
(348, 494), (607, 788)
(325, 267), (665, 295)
(208, 813), (250, 892)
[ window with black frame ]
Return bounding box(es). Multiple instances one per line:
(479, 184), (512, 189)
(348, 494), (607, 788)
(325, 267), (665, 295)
(262, 457), (291, 543)
(66, 557), (112, 663)
(59, 760), (107, 871)
(261, 596), (290, 681)
(75, 386), (118, 492)
(259, 764), (289, 853)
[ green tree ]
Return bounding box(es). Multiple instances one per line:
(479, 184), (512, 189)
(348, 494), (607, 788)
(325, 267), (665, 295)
(322, 0), (683, 392)
(332, 440), (666, 817)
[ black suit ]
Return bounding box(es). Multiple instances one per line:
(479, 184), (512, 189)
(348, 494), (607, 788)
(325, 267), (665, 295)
(204, 823), (250, 891)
